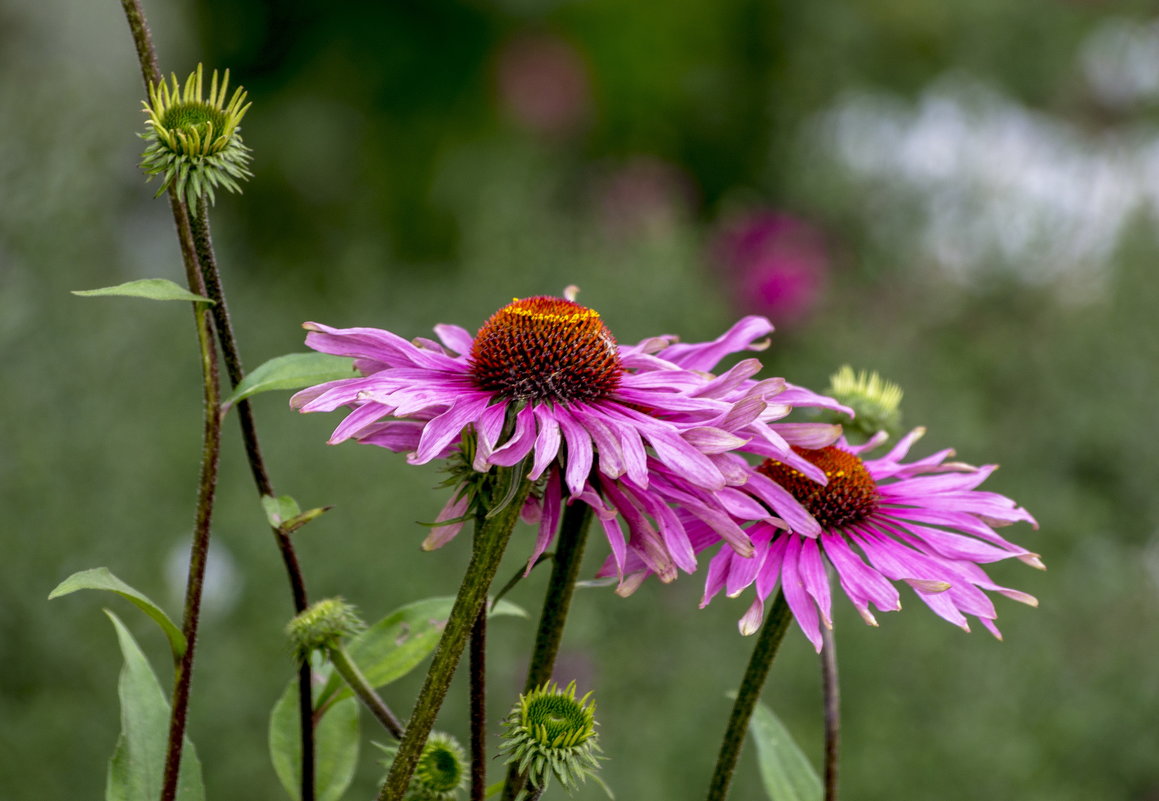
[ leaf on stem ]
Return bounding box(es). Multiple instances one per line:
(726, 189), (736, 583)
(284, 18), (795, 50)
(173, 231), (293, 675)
(222, 353), (356, 408)
(749, 701), (821, 801)
(316, 596), (526, 708)
(49, 567), (186, 663)
(269, 665), (359, 801)
(105, 610), (204, 801)
(71, 278), (213, 304)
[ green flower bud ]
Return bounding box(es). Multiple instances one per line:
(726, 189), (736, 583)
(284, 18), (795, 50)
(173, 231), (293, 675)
(824, 365), (904, 442)
(500, 681), (605, 797)
(378, 732), (468, 801)
(286, 598), (363, 662)
(139, 63), (253, 207)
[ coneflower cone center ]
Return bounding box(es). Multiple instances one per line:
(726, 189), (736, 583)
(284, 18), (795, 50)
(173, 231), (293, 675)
(470, 296), (622, 402)
(161, 102), (228, 137)
(758, 446), (879, 529)
(522, 695), (593, 745)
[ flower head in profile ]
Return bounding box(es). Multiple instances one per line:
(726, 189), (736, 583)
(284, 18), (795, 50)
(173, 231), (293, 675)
(291, 291), (841, 581)
(627, 428), (1040, 649)
(139, 63), (252, 207)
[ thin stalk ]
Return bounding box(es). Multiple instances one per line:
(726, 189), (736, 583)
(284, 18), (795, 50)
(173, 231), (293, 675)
(158, 299), (221, 801)
(118, 8), (224, 801)
(191, 139), (317, 801)
(377, 475), (532, 801)
(469, 606), (487, 801)
(501, 499), (592, 801)
(706, 592), (792, 801)
(329, 646), (405, 740)
(821, 625), (840, 801)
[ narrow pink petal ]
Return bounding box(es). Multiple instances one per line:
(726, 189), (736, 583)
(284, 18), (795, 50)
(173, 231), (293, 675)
(327, 402), (391, 444)
(781, 536), (824, 652)
(472, 402), (508, 470)
(489, 403), (537, 466)
(413, 395), (489, 463)
(745, 473), (822, 537)
(659, 315), (774, 372)
(433, 323), (475, 356)
(798, 537), (833, 628)
(356, 420), (428, 453)
(529, 406), (562, 479)
(526, 470), (562, 574)
(739, 598), (766, 636)
(557, 407), (594, 495)
(773, 423), (844, 449)
(422, 492), (470, 550)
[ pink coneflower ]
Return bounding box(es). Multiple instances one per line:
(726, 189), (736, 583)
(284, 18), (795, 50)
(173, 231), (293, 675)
(495, 33), (591, 138)
(291, 295), (836, 579)
(618, 429), (1040, 649)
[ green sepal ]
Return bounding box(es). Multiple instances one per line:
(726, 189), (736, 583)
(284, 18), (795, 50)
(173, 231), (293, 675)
(50, 568), (186, 663)
(104, 610), (204, 801)
(749, 700), (821, 801)
(72, 279), (213, 304)
(223, 353), (356, 409)
(269, 663), (359, 801)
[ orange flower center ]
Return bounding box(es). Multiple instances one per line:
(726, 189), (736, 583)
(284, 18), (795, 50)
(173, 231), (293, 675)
(757, 446), (879, 529)
(470, 296), (623, 402)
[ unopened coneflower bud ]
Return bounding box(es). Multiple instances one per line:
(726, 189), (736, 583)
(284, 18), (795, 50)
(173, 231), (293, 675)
(286, 597), (363, 663)
(824, 365), (904, 441)
(500, 681), (605, 798)
(139, 63), (253, 207)
(378, 732), (468, 801)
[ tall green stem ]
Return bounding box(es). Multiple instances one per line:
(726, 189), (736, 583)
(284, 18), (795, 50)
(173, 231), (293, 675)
(377, 474), (532, 801)
(706, 592), (792, 801)
(501, 498), (592, 801)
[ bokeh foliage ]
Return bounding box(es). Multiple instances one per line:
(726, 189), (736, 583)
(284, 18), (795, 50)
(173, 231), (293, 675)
(3, 0), (1157, 799)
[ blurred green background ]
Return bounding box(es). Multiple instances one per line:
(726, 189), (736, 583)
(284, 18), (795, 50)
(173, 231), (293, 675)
(4, 0), (1158, 798)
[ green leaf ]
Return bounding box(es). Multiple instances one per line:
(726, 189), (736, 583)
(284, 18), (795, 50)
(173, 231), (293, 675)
(104, 611), (204, 801)
(749, 701), (822, 801)
(51, 568), (186, 662)
(72, 279), (212, 304)
(261, 494), (331, 534)
(262, 495), (302, 528)
(320, 596), (525, 706)
(223, 353), (356, 408)
(269, 666), (359, 801)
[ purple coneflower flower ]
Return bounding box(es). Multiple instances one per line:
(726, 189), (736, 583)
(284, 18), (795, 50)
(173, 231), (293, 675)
(291, 294), (837, 579)
(612, 428), (1041, 649)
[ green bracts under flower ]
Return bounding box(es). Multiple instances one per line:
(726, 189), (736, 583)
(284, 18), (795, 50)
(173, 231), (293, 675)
(139, 63), (253, 207)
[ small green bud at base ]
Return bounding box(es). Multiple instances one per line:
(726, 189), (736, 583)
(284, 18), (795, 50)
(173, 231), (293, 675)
(500, 681), (605, 797)
(377, 732), (468, 801)
(286, 597), (363, 662)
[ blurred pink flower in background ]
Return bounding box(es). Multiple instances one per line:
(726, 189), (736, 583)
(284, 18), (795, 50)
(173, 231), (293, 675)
(495, 32), (591, 138)
(591, 155), (697, 238)
(710, 210), (830, 328)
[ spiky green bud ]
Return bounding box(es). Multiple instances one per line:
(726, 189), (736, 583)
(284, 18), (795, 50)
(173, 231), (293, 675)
(824, 365), (904, 442)
(377, 732), (468, 801)
(139, 63), (253, 207)
(286, 598), (363, 662)
(500, 681), (605, 798)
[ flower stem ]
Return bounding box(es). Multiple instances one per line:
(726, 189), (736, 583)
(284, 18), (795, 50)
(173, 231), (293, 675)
(706, 591), (792, 801)
(191, 161), (317, 801)
(377, 473), (532, 801)
(469, 606), (487, 801)
(117, 8), (226, 800)
(158, 299), (221, 801)
(501, 498), (592, 801)
(821, 625), (840, 801)
(329, 645), (405, 739)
